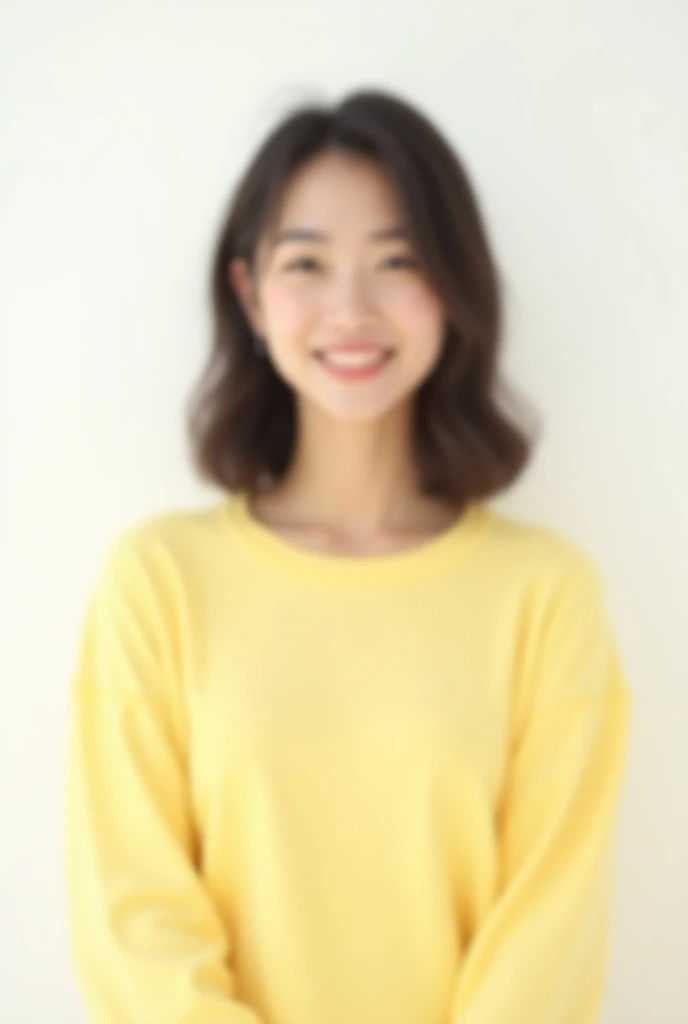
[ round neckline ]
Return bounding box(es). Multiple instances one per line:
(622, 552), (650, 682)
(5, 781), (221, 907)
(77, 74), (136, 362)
(224, 490), (491, 588)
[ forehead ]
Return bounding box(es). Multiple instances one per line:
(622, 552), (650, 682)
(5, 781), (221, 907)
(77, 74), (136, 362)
(271, 151), (404, 232)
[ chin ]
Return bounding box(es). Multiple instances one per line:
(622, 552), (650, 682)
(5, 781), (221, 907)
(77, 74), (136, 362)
(300, 391), (413, 424)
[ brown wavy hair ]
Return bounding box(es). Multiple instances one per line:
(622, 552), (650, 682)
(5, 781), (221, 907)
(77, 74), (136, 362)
(187, 87), (538, 507)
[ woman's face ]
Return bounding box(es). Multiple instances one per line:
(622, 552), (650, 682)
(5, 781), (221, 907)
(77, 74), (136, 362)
(230, 150), (446, 423)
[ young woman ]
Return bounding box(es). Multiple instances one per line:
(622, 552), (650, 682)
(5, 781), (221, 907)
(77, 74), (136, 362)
(66, 88), (632, 1024)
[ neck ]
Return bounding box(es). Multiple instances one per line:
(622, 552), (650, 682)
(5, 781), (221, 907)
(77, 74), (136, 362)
(260, 399), (446, 537)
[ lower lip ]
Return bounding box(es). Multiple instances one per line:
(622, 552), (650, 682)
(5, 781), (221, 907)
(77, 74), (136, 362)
(316, 352), (394, 381)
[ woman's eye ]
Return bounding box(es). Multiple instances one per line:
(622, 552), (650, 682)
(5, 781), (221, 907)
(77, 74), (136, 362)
(382, 254), (417, 270)
(284, 257), (320, 273)
(282, 254), (417, 273)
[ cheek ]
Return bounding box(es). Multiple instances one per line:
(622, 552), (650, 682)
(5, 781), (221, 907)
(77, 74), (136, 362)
(260, 280), (316, 333)
(388, 280), (444, 330)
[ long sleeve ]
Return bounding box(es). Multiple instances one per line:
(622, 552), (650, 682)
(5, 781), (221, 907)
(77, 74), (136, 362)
(65, 531), (266, 1024)
(448, 554), (633, 1024)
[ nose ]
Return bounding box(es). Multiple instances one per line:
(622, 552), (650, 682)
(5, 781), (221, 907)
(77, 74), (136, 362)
(326, 269), (377, 328)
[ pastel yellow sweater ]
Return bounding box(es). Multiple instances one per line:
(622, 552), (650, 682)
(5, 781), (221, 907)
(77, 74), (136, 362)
(65, 492), (632, 1024)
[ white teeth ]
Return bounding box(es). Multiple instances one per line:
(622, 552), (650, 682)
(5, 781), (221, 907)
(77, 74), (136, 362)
(321, 351), (389, 367)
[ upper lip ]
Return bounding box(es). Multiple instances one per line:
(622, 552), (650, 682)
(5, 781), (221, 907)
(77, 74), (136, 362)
(315, 341), (393, 355)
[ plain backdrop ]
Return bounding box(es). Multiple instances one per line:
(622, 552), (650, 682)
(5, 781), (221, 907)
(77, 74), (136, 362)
(1, 1), (686, 1021)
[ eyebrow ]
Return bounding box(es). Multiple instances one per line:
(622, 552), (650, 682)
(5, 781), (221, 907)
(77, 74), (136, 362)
(271, 225), (409, 247)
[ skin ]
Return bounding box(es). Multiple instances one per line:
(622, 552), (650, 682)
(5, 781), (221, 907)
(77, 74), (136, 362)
(229, 149), (459, 554)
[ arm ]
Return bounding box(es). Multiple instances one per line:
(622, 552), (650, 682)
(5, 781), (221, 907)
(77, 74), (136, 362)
(448, 555), (633, 1024)
(65, 530), (266, 1024)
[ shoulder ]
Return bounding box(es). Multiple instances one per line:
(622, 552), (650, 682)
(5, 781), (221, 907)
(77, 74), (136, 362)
(92, 499), (232, 600)
(479, 504), (608, 612)
(480, 507), (628, 715)
(106, 498), (230, 558)
(481, 503), (604, 576)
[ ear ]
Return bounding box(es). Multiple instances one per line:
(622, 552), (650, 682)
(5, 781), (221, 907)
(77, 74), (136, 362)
(228, 257), (265, 336)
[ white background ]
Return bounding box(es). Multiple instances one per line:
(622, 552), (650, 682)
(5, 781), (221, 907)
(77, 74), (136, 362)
(1, 1), (686, 1021)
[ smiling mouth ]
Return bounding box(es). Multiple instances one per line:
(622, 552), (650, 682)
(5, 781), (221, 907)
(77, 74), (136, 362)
(316, 349), (394, 366)
(314, 349), (395, 381)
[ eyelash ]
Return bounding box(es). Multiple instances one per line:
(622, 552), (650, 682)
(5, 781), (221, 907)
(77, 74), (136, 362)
(284, 254), (417, 273)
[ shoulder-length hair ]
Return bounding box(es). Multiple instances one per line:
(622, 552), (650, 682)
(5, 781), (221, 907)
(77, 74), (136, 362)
(187, 87), (537, 507)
